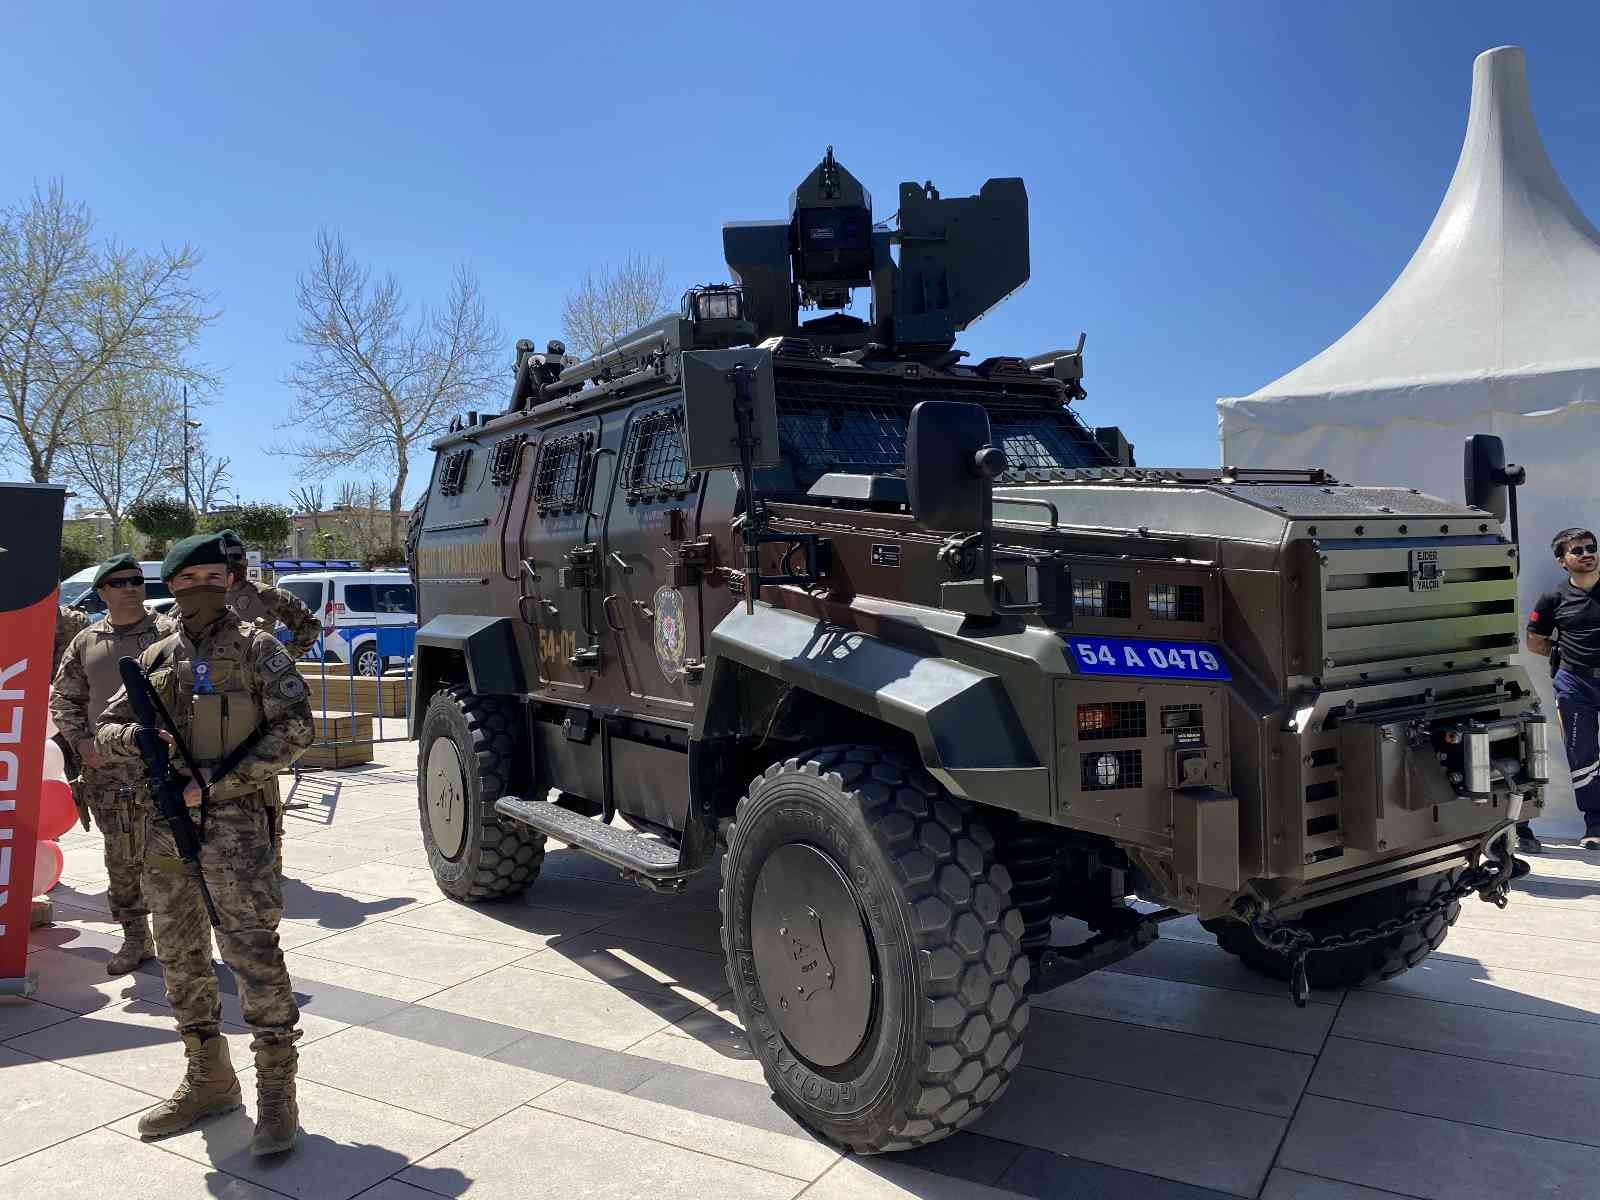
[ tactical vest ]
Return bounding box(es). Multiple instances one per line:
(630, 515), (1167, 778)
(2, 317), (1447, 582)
(149, 629), (264, 802)
(81, 615), (168, 726)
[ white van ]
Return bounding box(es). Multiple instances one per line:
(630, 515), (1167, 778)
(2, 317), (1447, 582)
(274, 570), (416, 676)
(59, 560), (171, 615)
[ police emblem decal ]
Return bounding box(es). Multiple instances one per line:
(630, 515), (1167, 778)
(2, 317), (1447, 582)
(653, 586), (687, 680)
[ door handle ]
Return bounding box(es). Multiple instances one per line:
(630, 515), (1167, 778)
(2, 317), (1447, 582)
(632, 600), (654, 620)
(601, 593), (627, 632)
(608, 550), (632, 575)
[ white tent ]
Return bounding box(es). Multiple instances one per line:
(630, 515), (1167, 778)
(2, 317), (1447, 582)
(1217, 45), (1600, 836)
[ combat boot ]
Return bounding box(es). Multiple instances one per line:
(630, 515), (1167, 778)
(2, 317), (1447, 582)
(106, 919), (154, 975)
(250, 1042), (299, 1156)
(137, 1034), (242, 1139)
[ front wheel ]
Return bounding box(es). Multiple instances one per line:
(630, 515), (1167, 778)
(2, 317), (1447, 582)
(1203, 868), (1463, 989)
(417, 686), (544, 902)
(720, 745), (1030, 1154)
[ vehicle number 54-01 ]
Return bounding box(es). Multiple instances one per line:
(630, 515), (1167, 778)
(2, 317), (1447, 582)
(1065, 636), (1231, 681)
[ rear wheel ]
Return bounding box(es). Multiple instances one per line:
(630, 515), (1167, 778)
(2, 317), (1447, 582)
(1203, 868), (1462, 989)
(352, 642), (383, 676)
(418, 686), (543, 902)
(720, 745), (1029, 1154)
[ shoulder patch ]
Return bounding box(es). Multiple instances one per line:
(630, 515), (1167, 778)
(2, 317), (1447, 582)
(276, 674), (309, 701)
(264, 649), (294, 674)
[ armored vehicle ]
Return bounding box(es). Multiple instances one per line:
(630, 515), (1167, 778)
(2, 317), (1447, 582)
(407, 149), (1543, 1153)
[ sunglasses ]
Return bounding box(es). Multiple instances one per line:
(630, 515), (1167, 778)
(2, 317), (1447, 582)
(101, 576), (146, 589)
(1565, 543), (1599, 557)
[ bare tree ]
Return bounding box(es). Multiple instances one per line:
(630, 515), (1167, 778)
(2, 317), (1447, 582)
(289, 483), (325, 530)
(190, 443), (232, 513)
(560, 253), (673, 360)
(276, 230), (503, 546)
(57, 372), (183, 550)
(0, 180), (217, 482)
(333, 479), (390, 559)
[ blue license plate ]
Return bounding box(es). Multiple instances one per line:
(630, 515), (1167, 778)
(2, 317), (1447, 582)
(1066, 636), (1231, 681)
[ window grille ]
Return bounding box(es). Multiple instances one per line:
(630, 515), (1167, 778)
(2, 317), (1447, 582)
(1073, 577), (1132, 619)
(535, 432), (593, 514)
(490, 437), (522, 487)
(439, 449), (472, 497)
(1149, 583), (1205, 622)
(622, 407), (693, 500)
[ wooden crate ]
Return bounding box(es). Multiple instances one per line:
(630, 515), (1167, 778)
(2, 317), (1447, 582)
(298, 742), (375, 769)
(295, 710), (376, 770)
(295, 665), (408, 717)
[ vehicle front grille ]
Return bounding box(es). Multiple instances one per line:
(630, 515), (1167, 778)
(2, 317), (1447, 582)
(1310, 540), (1518, 683)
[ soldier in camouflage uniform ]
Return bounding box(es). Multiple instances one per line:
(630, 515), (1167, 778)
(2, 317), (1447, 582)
(50, 554), (175, 973)
(54, 603), (92, 675)
(96, 533), (314, 1156)
(218, 529), (322, 866)
(218, 530), (323, 657)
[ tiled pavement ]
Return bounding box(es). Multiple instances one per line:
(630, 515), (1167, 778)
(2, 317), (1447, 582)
(4, 741), (1599, 1199)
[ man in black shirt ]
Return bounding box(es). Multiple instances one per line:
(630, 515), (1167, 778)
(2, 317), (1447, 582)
(1527, 526), (1600, 850)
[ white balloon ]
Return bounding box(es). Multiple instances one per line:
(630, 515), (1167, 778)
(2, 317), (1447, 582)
(42, 736), (67, 782)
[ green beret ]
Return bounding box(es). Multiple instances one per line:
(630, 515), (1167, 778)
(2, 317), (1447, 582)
(93, 552), (143, 588)
(161, 533), (230, 580)
(218, 528), (244, 550)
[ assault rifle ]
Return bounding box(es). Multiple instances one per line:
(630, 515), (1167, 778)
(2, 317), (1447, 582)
(116, 656), (220, 927)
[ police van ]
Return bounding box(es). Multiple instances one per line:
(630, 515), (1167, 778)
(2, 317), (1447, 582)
(272, 567), (416, 676)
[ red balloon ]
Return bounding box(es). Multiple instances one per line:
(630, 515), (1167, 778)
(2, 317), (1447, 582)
(37, 779), (78, 841)
(33, 840), (64, 895)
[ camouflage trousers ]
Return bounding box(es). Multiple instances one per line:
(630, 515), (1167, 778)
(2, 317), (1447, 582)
(143, 787), (300, 1050)
(80, 770), (149, 927)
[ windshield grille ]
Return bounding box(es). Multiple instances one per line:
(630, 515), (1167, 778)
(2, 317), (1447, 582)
(773, 373), (1108, 491)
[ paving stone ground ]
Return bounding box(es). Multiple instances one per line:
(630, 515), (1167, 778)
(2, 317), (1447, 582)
(4, 740), (1598, 1199)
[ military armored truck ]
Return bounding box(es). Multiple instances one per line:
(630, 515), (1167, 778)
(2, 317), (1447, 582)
(406, 149), (1544, 1153)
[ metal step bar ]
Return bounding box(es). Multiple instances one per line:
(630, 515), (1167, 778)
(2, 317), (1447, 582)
(494, 796), (693, 885)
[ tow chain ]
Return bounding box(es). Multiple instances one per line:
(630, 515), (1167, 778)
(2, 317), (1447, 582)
(1233, 826), (1518, 1008)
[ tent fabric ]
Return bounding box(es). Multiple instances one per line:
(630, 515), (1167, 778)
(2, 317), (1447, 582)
(1217, 46), (1600, 835)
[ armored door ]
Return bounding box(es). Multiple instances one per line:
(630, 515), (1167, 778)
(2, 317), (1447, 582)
(602, 400), (706, 713)
(518, 416), (603, 693)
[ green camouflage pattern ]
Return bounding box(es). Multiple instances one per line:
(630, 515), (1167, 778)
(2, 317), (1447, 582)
(96, 609), (313, 1047)
(229, 579), (322, 660)
(50, 611), (174, 928)
(52, 605), (92, 676)
(142, 791), (300, 1047)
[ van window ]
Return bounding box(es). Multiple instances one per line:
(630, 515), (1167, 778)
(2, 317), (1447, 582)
(343, 583), (416, 614)
(281, 581), (324, 611)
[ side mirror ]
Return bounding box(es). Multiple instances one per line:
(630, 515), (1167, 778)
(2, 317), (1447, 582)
(680, 348), (779, 472)
(1463, 434), (1508, 522)
(907, 401), (1008, 530)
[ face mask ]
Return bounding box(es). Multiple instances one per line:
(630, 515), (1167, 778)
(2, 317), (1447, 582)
(174, 584), (229, 627)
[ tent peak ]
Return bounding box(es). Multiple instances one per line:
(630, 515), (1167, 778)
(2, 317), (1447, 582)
(1229, 45), (1600, 403)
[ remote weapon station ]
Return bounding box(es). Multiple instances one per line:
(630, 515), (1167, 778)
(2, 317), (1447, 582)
(408, 149), (1542, 1152)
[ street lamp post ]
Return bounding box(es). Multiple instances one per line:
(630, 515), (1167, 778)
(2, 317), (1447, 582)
(181, 386), (203, 512)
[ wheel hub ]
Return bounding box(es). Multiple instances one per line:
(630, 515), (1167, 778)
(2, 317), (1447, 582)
(750, 843), (874, 1068)
(424, 736), (469, 860)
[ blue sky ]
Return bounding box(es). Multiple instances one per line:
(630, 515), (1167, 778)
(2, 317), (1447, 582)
(6, 2), (1599, 503)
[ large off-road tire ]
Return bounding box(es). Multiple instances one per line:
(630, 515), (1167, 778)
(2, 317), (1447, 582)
(720, 745), (1030, 1154)
(1203, 868), (1462, 989)
(418, 686), (544, 903)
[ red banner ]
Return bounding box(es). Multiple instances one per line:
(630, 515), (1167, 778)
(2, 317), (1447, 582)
(1, 483), (66, 996)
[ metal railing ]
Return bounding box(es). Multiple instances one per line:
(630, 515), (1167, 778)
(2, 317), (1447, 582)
(293, 625), (416, 769)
